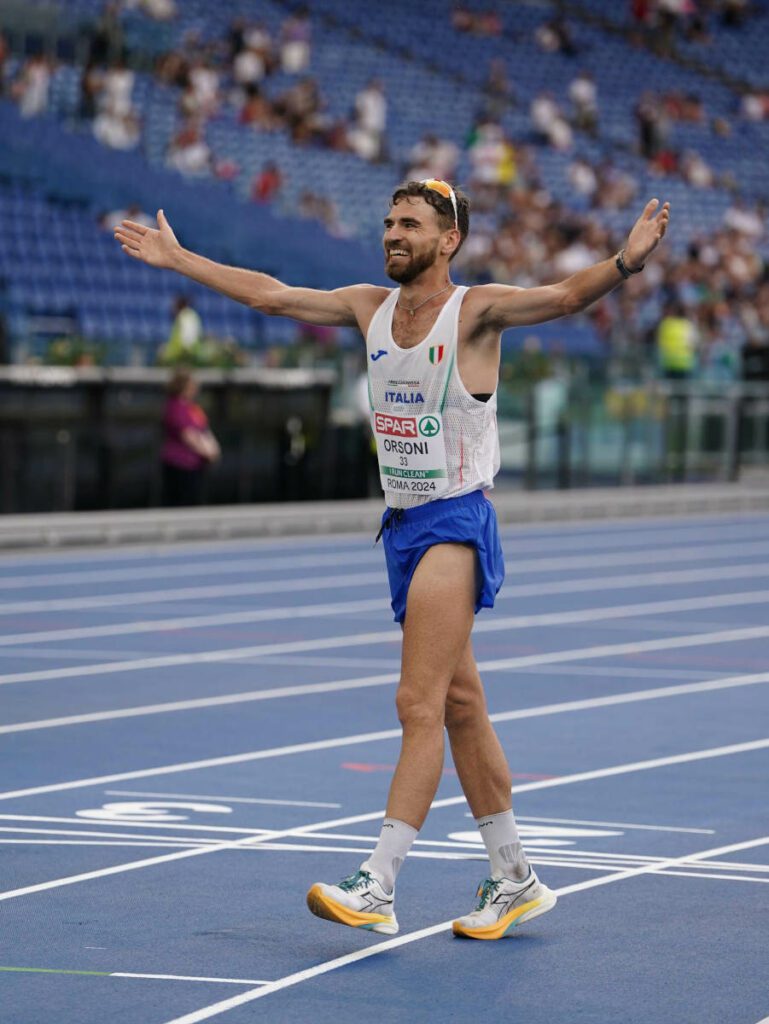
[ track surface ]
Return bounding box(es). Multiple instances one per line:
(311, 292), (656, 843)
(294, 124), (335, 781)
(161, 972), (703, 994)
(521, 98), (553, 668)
(1, 511), (768, 1024)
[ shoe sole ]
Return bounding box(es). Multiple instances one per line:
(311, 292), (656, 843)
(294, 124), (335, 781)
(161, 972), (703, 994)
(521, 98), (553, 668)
(452, 888), (557, 940)
(306, 885), (399, 935)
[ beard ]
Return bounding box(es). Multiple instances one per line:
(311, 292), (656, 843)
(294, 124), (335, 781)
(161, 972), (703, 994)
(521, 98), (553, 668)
(385, 241), (440, 284)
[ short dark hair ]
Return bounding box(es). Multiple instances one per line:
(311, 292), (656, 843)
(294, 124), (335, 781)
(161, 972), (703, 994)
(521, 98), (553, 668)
(390, 181), (470, 261)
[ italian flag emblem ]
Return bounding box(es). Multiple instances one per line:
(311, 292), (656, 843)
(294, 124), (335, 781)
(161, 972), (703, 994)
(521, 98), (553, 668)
(429, 345), (444, 365)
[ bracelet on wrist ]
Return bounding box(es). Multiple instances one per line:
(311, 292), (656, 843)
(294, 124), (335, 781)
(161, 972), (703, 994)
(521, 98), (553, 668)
(616, 248), (644, 280)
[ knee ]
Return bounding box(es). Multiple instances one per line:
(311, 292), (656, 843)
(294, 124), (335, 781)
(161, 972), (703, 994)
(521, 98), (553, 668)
(444, 682), (486, 732)
(395, 686), (445, 731)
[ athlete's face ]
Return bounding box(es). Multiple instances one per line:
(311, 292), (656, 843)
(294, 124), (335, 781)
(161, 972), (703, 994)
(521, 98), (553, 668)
(382, 197), (443, 284)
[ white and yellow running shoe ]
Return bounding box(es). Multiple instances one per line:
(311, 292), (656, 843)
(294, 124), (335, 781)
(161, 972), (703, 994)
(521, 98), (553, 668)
(306, 869), (399, 935)
(452, 871), (557, 940)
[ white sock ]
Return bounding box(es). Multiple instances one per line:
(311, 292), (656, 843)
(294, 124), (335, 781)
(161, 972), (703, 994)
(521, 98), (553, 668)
(362, 817), (418, 893)
(476, 809), (530, 881)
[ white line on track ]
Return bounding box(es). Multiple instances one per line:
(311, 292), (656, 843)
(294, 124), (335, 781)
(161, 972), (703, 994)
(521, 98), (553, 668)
(157, 831), (769, 1024)
(7, 555), (769, 619)
(5, 619), (769, 734)
(6, 586), (769, 694)
(112, 973), (270, 985)
(2, 663), (769, 800)
(0, 512), (762, 573)
(5, 535), (769, 592)
(103, 790), (340, 808)
(0, 571), (385, 616)
(0, 737), (766, 902)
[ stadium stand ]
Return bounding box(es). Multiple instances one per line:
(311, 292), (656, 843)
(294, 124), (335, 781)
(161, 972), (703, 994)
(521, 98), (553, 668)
(0, 0), (767, 368)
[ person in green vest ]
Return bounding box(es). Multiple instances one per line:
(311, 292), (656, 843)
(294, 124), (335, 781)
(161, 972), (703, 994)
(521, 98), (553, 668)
(657, 301), (697, 379)
(159, 294), (203, 365)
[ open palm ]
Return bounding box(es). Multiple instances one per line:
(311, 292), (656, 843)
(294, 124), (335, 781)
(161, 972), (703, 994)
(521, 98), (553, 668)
(624, 198), (671, 270)
(114, 209), (180, 269)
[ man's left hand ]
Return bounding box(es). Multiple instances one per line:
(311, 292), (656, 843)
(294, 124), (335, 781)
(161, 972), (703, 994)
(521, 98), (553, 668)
(624, 198), (671, 271)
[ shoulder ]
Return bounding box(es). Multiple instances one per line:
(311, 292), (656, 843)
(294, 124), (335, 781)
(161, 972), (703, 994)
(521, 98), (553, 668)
(339, 284), (392, 335)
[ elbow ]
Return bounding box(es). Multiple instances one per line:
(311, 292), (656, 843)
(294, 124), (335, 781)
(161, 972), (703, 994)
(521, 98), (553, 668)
(251, 290), (284, 316)
(559, 286), (586, 317)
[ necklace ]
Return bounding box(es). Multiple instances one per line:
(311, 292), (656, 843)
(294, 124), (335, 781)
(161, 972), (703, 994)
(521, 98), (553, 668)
(397, 283), (452, 318)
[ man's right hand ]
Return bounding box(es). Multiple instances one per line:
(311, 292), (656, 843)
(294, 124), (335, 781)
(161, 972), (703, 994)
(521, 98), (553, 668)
(114, 209), (180, 269)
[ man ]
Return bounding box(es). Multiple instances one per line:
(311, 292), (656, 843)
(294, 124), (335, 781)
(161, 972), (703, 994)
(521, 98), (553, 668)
(115, 179), (669, 939)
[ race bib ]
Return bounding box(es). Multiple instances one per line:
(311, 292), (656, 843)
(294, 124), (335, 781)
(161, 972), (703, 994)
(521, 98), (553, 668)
(373, 411), (449, 498)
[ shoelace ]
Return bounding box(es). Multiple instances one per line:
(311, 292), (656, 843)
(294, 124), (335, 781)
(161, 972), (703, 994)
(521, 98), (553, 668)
(474, 878), (501, 910)
(339, 870), (373, 893)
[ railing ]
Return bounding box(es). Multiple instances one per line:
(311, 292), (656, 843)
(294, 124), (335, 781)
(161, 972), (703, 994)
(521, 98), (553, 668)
(497, 380), (769, 489)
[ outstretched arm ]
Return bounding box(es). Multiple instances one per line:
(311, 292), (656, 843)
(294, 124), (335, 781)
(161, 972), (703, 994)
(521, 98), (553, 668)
(114, 210), (383, 328)
(474, 198), (671, 331)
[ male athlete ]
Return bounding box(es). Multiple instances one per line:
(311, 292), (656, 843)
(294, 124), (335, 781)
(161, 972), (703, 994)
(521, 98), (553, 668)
(115, 179), (669, 939)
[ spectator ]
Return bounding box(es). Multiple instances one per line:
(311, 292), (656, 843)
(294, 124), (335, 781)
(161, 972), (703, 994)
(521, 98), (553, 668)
(406, 132), (459, 183)
(87, 1), (123, 65)
(483, 58), (516, 120)
(468, 121), (516, 186)
(167, 121), (212, 176)
(160, 368), (220, 507)
(238, 82), (274, 128)
(535, 19), (578, 56)
(93, 104), (141, 149)
(78, 60), (104, 121)
(568, 158), (598, 202)
(279, 10), (311, 73)
(100, 203), (154, 231)
(680, 149), (713, 188)
(251, 161), (283, 203)
(161, 295), (204, 365)
(350, 78), (387, 162)
(724, 199), (765, 240)
(530, 91), (573, 150)
(568, 70), (598, 134)
(187, 57), (220, 119)
(102, 57), (135, 117)
(657, 301), (698, 379)
(12, 54), (51, 118)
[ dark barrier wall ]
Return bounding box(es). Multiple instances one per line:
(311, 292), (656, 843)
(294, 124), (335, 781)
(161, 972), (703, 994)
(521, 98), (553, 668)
(0, 367), (372, 512)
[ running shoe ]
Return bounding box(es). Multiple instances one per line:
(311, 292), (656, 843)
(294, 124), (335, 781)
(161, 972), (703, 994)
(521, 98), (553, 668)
(306, 869), (399, 935)
(452, 871), (557, 940)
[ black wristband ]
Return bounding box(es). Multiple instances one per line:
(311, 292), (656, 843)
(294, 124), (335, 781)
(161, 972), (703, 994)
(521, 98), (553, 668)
(616, 248), (644, 280)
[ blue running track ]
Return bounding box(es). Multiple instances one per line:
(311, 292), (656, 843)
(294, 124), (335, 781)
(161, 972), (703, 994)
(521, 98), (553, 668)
(1, 511), (768, 1024)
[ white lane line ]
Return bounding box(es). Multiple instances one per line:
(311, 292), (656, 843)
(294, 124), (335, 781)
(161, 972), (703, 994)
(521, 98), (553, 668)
(6, 556), (769, 618)
(0, 551), (383, 591)
(515, 815), (715, 834)
(103, 790), (341, 809)
(6, 536), (769, 593)
(111, 973), (270, 985)
(5, 624), (769, 734)
(6, 560), (769, 652)
(158, 831), (769, 1024)
(0, 737), (766, 902)
(6, 586), (769, 693)
(0, 839), (203, 848)
(0, 571), (384, 616)
(0, 598), (390, 649)
(1, 513), (762, 573)
(4, 660), (769, 802)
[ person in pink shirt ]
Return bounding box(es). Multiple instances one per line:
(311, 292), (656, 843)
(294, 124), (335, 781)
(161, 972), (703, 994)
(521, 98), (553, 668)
(160, 369), (220, 506)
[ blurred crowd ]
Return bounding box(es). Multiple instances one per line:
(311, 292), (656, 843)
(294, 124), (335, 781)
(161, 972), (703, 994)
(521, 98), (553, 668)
(2, 0), (768, 380)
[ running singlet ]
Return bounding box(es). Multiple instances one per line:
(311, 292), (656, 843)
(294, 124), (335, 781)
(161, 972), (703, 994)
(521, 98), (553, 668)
(366, 286), (500, 509)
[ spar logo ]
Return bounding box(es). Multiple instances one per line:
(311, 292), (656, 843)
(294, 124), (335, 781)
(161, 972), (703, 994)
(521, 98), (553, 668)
(418, 415), (440, 437)
(374, 413), (417, 437)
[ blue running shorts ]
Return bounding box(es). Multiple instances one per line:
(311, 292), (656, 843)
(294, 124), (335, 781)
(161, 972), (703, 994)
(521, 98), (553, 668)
(379, 489), (505, 624)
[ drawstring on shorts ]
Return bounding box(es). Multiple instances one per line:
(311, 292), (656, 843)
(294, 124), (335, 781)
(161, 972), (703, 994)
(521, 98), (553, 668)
(375, 507), (404, 545)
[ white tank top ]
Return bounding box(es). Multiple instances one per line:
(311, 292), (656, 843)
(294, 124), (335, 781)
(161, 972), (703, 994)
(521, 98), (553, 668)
(366, 286), (500, 509)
